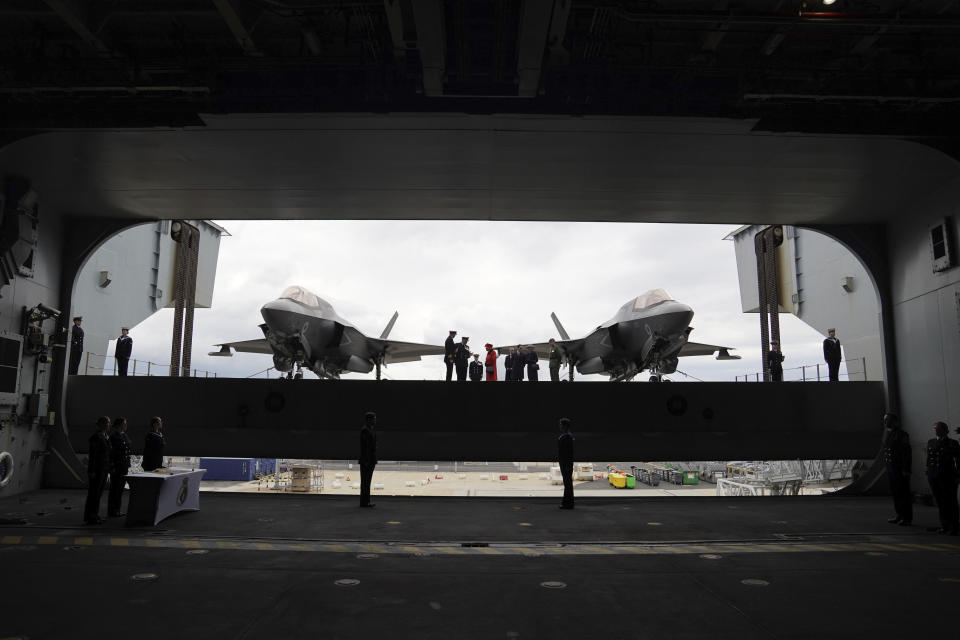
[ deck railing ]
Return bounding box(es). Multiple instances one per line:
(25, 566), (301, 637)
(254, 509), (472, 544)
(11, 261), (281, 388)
(82, 352), (217, 378)
(734, 357), (867, 382)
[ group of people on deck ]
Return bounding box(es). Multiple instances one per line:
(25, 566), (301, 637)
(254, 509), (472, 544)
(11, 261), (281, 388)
(445, 331), (566, 382)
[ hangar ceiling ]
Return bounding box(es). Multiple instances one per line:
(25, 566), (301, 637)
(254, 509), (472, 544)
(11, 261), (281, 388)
(0, 0), (958, 135)
(2, 114), (957, 225)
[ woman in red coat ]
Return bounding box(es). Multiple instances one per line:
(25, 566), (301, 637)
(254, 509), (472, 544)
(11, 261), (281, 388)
(484, 343), (498, 381)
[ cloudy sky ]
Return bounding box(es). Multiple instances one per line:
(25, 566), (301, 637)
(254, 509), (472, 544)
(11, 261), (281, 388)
(111, 221), (843, 382)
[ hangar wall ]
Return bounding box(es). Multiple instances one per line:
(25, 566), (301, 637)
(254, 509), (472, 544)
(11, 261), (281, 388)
(65, 378), (885, 464)
(889, 175), (960, 474)
(0, 195), (64, 496)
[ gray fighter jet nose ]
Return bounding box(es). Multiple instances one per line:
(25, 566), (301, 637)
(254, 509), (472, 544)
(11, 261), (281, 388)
(260, 300), (303, 336)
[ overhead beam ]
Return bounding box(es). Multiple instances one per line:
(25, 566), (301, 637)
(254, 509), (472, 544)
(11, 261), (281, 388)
(43, 0), (111, 55)
(760, 29), (787, 56)
(384, 0), (409, 62)
(411, 0), (446, 96)
(516, 0), (556, 98)
(211, 0), (262, 57)
(851, 26), (888, 55)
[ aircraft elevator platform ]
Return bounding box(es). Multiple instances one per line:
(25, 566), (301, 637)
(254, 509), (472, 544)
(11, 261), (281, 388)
(65, 378), (885, 461)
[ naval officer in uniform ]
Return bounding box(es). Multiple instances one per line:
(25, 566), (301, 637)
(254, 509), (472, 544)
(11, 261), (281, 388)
(359, 412), (378, 507)
(558, 418), (575, 509)
(881, 413), (912, 526)
(444, 330), (457, 381)
(823, 329), (842, 381)
(926, 421), (960, 535)
(68, 316), (84, 375)
(84, 416), (111, 525)
(108, 417), (132, 517)
(142, 416), (165, 471)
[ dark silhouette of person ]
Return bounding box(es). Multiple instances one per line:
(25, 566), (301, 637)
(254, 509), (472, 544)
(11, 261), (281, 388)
(882, 413), (912, 526)
(108, 416), (132, 517)
(444, 330), (457, 381)
(504, 347), (515, 382)
(925, 421), (960, 535)
(68, 316), (84, 375)
(454, 336), (470, 381)
(548, 338), (563, 382)
(359, 412), (378, 507)
(468, 353), (483, 382)
(142, 416), (165, 471)
(823, 328), (842, 381)
(115, 328), (133, 376)
(558, 418), (575, 509)
(512, 345), (526, 382)
(84, 416), (111, 525)
(767, 341), (784, 381)
(526, 345), (539, 382)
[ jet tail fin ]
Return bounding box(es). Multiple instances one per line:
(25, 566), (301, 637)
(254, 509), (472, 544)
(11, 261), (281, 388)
(551, 312), (571, 341)
(380, 311), (399, 340)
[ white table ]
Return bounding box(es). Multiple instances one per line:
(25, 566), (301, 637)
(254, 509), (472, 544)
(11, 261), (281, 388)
(124, 468), (206, 526)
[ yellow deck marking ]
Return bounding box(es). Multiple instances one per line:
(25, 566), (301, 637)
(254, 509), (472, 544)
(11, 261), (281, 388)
(358, 544), (384, 553)
(434, 546), (467, 555)
(73, 537), (94, 546)
(181, 539), (202, 548)
(288, 543), (314, 552)
(619, 545), (657, 555)
(109, 538), (129, 547)
(473, 547), (505, 555)
(2, 535), (22, 544)
(145, 539), (166, 548)
(685, 545), (718, 554)
(37, 536), (58, 545)
(252, 542), (275, 551)
(216, 541), (240, 549)
(899, 543), (943, 551)
(580, 546), (618, 555)
(321, 544), (351, 553)
(395, 545), (423, 555)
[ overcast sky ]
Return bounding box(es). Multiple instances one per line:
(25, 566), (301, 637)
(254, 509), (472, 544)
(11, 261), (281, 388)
(112, 221), (843, 382)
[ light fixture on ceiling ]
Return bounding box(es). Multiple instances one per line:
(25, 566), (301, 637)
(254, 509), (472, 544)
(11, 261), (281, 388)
(822, 0), (837, 4)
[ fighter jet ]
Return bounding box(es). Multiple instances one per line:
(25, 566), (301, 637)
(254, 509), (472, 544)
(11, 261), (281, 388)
(210, 285), (445, 380)
(507, 289), (740, 382)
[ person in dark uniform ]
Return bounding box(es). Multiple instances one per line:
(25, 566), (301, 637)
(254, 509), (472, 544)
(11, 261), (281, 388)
(512, 345), (526, 382)
(881, 413), (912, 526)
(468, 353), (483, 382)
(504, 347), (515, 382)
(68, 316), (84, 375)
(454, 336), (470, 381)
(115, 327), (133, 376)
(108, 416), (132, 517)
(359, 412), (377, 507)
(558, 418), (575, 509)
(767, 341), (784, 381)
(823, 328), (842, 382)
(142, 416), (165, 471)
(548, 338), (563, 382)
(526, 345), (539, 382)
(444, 330), (457, 381)
(84, 416), (112, 525)
(925, 421), (960, 535)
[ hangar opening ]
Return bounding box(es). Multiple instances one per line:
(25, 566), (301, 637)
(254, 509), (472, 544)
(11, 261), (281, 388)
(63, 219), (886, 498)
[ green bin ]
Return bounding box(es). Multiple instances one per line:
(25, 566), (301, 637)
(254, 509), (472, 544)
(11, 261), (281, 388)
(625, 474), (636, 489)
(682, 471), (699, 485)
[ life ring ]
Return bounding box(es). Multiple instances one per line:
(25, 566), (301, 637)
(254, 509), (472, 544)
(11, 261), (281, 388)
(0, 451), (13, 488)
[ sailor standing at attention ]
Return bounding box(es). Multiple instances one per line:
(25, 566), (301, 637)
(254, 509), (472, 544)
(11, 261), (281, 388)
(504, 347), (515, 381)
(115, 327), (133, 376)
(823, 328), (842, 381)
(548, 338), (563, 382)
(454, 336), (471, 381)
(469, 353), (484, 382)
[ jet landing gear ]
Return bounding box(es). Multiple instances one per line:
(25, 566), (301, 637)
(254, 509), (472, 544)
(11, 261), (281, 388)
(285, 363), (304, 380)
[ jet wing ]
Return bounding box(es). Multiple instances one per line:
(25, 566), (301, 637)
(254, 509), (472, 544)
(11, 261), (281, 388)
(381, 339), (446, 364)
(679, 341), (741, 359)
(208, 338), (273, 356)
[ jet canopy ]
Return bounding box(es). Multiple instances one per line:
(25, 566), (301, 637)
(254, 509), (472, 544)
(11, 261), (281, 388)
(632, 288), (675, 310)
(279, 285), (324, 309)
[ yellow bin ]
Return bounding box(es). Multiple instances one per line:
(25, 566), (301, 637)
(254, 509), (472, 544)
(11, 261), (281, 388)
(609, 472), (626, 488)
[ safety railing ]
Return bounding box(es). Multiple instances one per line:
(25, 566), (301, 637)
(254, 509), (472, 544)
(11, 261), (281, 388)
(83, 352), (217, 378)
(734, 357), (866, 382)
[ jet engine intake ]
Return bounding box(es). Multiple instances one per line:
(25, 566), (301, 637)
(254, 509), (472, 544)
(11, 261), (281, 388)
(577, 356), (605, 375)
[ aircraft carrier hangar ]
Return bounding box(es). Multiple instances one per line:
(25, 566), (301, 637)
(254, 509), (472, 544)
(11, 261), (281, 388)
(1, 1), (959, 638)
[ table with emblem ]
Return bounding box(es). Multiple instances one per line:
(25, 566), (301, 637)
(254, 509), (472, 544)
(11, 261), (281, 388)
(124, 468), (206, 526)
